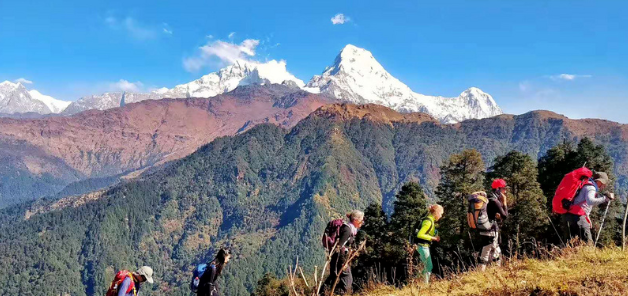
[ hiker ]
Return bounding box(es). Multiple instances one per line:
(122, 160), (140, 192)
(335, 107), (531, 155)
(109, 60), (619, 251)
(197, 248), (231, 296)
(561, 171), (614, 244)
(106, 266), (154, 296)
(416, 204), (444, 284)
(323, 210), (364, 295)
(478, 179), (509, 271)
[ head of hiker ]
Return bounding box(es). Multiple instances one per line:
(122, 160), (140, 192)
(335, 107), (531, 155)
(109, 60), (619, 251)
(594, 172), (609, 190)
(347, 210), (365, 229)
(135, 266), (154, 284)
(492, 179), (507, 194)
(216, 248), (231, 265)
(429, 204), (444, 221)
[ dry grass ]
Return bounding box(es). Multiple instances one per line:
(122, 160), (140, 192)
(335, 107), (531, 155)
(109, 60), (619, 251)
(361, 247), (628, 296)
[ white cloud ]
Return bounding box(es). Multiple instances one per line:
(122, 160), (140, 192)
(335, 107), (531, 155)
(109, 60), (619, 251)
(14, 78), (33, 84)
(206, 35), (214, 39)
(331, 13), (350, 25)
(105, 16), (158, 40)
(228, 32), (236, 39)
(109, 79), (144, 92)
(183, 38), (260, 72)
(549, 74), (592, 81)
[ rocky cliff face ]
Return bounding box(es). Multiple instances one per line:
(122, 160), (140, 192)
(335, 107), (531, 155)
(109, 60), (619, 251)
(0, 84), (330, 207)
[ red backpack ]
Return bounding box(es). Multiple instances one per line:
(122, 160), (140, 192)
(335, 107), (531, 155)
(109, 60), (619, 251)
(106, 270), (136, 296)
(321, 219), (345, 252)
(552, 167), (593, 215)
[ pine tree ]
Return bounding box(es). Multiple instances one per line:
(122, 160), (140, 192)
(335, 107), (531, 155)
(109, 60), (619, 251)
(389, 182), (429, 241)
(435, 149), (485, 263)
(486, 151), (548, 251)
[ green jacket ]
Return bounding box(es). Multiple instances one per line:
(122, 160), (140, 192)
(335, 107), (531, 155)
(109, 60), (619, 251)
(416, 215), (436, 247)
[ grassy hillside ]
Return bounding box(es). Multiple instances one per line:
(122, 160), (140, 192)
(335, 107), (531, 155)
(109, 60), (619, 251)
(366, 247), (628, 296)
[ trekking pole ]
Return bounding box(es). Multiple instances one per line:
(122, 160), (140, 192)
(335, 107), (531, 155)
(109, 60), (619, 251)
(622, 196), (628, 251)
(545, 212), (565, 246)
(594, 198), (613, 246)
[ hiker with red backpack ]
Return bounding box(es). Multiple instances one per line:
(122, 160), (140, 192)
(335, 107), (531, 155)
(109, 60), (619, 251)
(553, 169), (614, 244)
(322, 210), (364, 295)
(415, 204), (444, 284)
(478, 179), (509, 271)
(105, 266), (154, 296)
(196, 248), (231, 296)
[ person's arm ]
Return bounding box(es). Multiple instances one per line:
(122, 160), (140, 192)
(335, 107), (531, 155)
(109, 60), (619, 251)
(336, 225), (352, 248)
(416, 219), (435, 242)
(493, 198), (508, 219)
(585, 186), (608, 206)
(118, 277), (132, 296)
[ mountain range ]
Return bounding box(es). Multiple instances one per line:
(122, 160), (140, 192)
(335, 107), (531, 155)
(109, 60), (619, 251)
(1, 101), (627, 296)
(0, 84), (329, 207)
(0, 45), (502, 123)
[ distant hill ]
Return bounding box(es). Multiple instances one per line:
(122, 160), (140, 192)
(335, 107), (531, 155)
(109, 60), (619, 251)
(1, 103), (628, 295)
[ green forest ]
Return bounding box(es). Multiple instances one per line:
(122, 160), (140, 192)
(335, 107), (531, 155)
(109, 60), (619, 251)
(0, 108), (627, 295)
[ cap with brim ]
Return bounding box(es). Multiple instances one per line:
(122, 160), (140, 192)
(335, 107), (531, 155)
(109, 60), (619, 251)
(137, 266), (154, 284)
(594, 172), (609, 185)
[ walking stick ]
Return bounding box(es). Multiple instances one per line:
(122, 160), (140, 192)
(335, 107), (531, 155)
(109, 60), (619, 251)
(595, 198), (613, 246)
(622, 197), (628, 251)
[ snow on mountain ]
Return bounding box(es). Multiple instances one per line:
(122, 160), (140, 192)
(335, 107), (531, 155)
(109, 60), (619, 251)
(157, 60), (305, 98)
(0, 81), (71, 115)
(28, 90), (71, 113)
(62, 92), (161, 115)
(305, 44), (502, 123)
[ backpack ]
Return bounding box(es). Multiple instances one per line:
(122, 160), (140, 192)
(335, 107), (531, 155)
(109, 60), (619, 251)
(106, 270), (136, 296)
(467, 191), (492, 231)
(322, 219), (345, 251)
(552, 167), (593, 215)
(190, 263), (208, 293)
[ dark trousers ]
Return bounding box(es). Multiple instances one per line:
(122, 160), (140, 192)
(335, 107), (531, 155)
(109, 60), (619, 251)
(561, 213), (592, 244)
(322, 253), (353, 295)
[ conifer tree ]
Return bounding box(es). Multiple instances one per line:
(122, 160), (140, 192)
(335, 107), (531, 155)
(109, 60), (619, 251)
(435, 149), (485, 262)
(486, 151), (548, 250)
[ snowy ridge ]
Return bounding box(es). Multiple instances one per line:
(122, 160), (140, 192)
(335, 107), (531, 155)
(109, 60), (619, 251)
(63, 92), (162, 115)
(305, 44), (502, 123)
(0, 81), (71, 114)
(2, 45), (502, 122)
(28, 90), (71, 113)
(156, 60), (305, 99)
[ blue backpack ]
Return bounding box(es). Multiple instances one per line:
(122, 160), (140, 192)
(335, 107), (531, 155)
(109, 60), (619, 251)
(190, 263), (207, 293)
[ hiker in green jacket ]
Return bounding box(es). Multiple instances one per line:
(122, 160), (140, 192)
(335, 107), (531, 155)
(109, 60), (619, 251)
(416, 204), (444, 284)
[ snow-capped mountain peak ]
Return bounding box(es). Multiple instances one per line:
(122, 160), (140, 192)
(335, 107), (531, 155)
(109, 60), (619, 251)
(156, 59), (305, 99)
(28, 89), (71, 113)
(306, 45), (503, 123)
(0, 80), (71, 115)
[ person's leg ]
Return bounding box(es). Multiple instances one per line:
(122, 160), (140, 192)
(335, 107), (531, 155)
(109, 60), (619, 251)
(418, 246), (433, 283)
(337, 267), (353, 295)
(321, 254), (339, 295)
(478, 235), (494, 271)
(491, 233), (502, 265)
(578, 215), (593, 245)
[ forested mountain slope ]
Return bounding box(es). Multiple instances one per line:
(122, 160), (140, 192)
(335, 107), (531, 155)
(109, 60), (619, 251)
(1, 104), (627, 295)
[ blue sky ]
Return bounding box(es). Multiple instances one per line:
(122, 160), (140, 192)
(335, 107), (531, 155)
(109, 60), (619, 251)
(1, 0), (626, 122)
